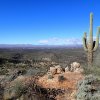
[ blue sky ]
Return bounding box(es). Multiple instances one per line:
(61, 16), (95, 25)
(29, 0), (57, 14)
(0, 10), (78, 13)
(0, 0), (100, 45)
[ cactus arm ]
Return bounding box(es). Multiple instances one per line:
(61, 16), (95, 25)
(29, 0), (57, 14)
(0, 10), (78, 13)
(89, 13), (93, 50)
(93, 27), (100, 51)
(82, 32), (88, 51)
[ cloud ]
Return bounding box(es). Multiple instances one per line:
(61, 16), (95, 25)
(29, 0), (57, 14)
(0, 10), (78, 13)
(38, 37), (82, 45)
(38, 40), (49, 44)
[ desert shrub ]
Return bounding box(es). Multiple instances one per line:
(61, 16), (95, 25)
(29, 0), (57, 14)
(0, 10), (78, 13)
(0, 58), (7, 65)
(0, 68), (8, 75)
(14, 63), (27, 68)
(26, 68), (41, 76)
(5, 69), (26, 82)
(76, 75), (100, 100)
(82, 64), (100, 79)
(4, 81), (27, 100)
(11, 81), (27, 95)
(94, 49), (100, 67)
(58, 75), (65, 82)
(48, 74), (53, 79)
(12, 53), (23, 59)
(0, 84), (4, 100)
(2, 63), (15, 69)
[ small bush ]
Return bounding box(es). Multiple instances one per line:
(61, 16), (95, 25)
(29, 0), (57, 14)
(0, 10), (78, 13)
(76, 75), (100, 100)
(58, 75), (65, 82)
(82, 64), (100, 78)
(0, 69), (8, 75)
(4, 81), (27, 100)
(14, 81), (27, 94)
(26, 68), (41, 76)
(48, 74), (53, 79)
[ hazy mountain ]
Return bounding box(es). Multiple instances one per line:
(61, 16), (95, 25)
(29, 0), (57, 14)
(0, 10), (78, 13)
(0, 44), (83, 49)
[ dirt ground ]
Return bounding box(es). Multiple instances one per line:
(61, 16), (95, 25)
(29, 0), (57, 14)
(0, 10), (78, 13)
(38, 72), (84, 100)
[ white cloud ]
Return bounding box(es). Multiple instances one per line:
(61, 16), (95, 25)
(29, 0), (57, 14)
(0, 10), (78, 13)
(38, 37), (82, 45)
(38, 40), (49, 44)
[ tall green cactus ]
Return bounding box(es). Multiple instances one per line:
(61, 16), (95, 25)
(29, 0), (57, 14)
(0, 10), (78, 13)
(83, 13), (100, 66)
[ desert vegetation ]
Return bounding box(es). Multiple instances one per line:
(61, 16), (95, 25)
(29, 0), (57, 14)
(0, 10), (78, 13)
(0, 46), (100, 100)
(83, 13), (100, 67)
(0, 13), (100, 100)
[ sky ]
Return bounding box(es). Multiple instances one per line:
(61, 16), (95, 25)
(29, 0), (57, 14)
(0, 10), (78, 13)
(0, 0), (100, 45)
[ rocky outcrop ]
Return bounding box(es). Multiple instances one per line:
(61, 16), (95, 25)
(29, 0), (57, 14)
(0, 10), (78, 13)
(49, 65), (64, 75)
(70, 62), (83, 73)
(70, 62), (80, 71)
(65, 66), (70, 72)
(49, 62), (83, 75)
(38, 65), (84, 100)
(2, 62), (84, 100)
(55, 65), (63, 74)
(49, 67), (57, 75)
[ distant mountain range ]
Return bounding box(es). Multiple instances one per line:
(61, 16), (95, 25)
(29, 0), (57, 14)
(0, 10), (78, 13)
(0, 44), (83, 49)
(0, 44), (33, 48)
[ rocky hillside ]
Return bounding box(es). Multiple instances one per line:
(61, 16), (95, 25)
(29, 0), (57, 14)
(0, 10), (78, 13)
(0, 62), (99, 100)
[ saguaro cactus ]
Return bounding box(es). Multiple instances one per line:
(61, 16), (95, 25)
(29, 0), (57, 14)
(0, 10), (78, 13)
(83, 13), (100, 66)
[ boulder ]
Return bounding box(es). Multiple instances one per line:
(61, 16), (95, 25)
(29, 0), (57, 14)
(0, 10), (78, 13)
(55, 65), (61, 69)
(42, 57), (51, 62)
(74, 68), (84, 73)
(65, 66), (70, 72)
(39, 62), (45, 66)
(70, 62), (80, 72)
(50, 67), (57, 75)
(55, 65), (63, 74)
(70, 62), (84, 73)
(57, 67), (63, 74)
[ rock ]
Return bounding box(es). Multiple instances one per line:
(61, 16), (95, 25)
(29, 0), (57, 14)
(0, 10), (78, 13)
(70, 62), (83, 73)
(65, 66), (70, 72)
(39, 62), (45, 66)
(57, 67), (63, 74)
(70, 62), (80, 72)
(74, 68), (84, 73)
(55, 65), (61, 69)
(42, 57), (51, 62)
(50, 67), (57, 75)
(55, 65), (63, 74)
(51, 62), (57, 65)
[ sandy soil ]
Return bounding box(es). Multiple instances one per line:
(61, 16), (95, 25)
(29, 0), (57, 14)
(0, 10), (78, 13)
(38, 72), (84, 100)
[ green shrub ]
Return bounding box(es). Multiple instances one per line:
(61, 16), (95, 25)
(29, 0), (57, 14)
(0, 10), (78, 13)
(58, 75), (65, 82)
(76, 75), (100, 100)
(82, 64), (100, 79)
(0, 69), (8, 75)
(4, 81), (27, 100)
(48, 74), (53, 79)
(14, 81), (27, 94)
(26, 68), (41, 76)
